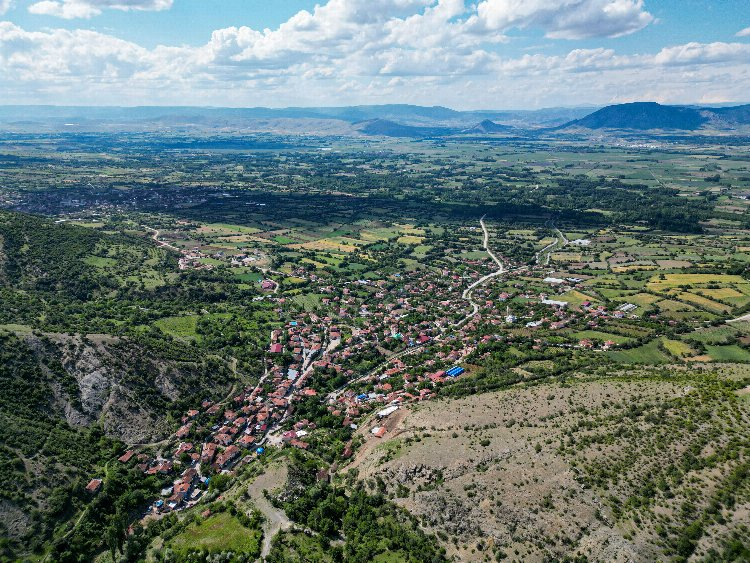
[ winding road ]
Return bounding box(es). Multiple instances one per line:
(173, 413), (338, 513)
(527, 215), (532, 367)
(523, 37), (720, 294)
(459, 215), (506, 324)
(142, 225), (181, 252)
(327, 215), (508, 400)
(534, 222), (568, 266)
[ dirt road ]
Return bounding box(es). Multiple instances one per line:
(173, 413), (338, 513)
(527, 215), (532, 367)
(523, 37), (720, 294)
(142, 225), (181, 252)
(247, 465), (292, 559)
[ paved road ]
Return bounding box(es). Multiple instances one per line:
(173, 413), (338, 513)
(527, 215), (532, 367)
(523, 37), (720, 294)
(535, 221), (567, 266)
(327, 215), (510, 401)
(459, 215), (506, 324)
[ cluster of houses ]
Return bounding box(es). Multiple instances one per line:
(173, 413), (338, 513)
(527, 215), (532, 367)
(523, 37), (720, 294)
(98, 233), (656, 517)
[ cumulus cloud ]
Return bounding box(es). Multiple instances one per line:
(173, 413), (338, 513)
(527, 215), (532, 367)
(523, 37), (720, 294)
(473, 0), (653, 39)
(737, 26), (750, 37)
(0, 0), (13, 16)
(0, 0), (748, 108)
(653, 42), (750, 66)
(28, 0), (172, 19)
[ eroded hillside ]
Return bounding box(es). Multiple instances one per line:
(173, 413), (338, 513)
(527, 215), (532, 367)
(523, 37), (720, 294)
(350, 367), (750, 562)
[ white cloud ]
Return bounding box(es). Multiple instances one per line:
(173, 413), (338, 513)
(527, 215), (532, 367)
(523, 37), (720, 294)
(0, 1), (749, 108)
(737, 26), (750, 37)
(472, 0), (653, 39)
(653, 42), (750, 66)
(28, 0), (172, 19)
(0, 0), (13, 16)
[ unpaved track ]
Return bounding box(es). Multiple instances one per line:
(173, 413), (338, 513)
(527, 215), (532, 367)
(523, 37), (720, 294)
(143, 225), (180, 252)
(247, 465), (292, 559)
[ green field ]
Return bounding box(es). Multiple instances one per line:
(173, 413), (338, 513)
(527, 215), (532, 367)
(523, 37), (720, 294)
(705, 345), (750, 362)
(269, 531), (335, 562)
(235, 271), (263, 283)
(292, 293), (325, 311)
(662, 338), (695, 358)
(606, 339), (670, 364)
(168, 512), (262, 558)
(154, 315), (200, 339)
(570, 330), (632, 344)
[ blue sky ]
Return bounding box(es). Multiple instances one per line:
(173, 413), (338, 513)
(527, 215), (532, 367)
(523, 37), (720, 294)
(1, 0), (749, 108)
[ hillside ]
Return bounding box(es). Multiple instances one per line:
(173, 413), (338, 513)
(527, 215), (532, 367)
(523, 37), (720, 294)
(351, 368), (750, 561)
(461, 119), (514, 134)
(0, 211), (258, 558)
(561, 101), (750, 132)
(564, 102), (707, 130)
(353, 118), (454, 137)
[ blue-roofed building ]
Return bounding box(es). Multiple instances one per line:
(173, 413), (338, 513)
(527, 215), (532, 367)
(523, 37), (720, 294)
(446, 366), (465, 377)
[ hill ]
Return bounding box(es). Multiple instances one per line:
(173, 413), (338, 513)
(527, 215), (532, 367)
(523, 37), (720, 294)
(561, 101), (750, 132)
(0, 210), (266, 558)
(352, 369), (750, 561)
(461, 119), (514, 134)
(353, 118), (454, 137)
(564, 102), (707, 130)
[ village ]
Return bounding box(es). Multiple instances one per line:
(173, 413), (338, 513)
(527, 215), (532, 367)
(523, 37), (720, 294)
(97, 220), (653, 520)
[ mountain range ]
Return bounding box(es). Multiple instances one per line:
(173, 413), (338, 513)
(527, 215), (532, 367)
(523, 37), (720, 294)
(0, 102), (749, 136)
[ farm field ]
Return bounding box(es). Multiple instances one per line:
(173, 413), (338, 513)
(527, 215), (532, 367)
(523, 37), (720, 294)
(166, 512), (262, 559)
(2, 131), (750, 563)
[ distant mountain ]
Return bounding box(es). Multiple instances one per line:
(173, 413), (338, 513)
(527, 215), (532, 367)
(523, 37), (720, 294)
(708, 104), (750, 126)
(560, 101), (750, 132)
(462, 119), (514, 134)
(353, 118), (453, 138)
(0, 104), (599, 133)
(8, 102), (749, 136)
(564, 102), (706, 131)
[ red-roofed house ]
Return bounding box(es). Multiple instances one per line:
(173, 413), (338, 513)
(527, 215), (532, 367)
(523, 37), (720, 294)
(86, 478), (103, 494)
(118, 450), (135, 463)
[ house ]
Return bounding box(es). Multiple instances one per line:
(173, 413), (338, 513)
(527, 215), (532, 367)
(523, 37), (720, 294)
(214, 433), (233, 446)
(237, 434), (255, 448)
(174, 442), (194, 457)
(377, 405), (399, 418)
(175, 423), (192, 439)
(371, 427), (387, 438)
(86, 478), (103, 494)
(269, 343), (283, 354)
(201, 442), (217, 463)
(215, 445), (240, 469)
(118, 450), (135, 463)
(174, 481), (191, 500)
(289, 439), (310, 450)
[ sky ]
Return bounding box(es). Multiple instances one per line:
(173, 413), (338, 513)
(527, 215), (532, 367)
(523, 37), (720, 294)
(0, 0), (749, 109)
